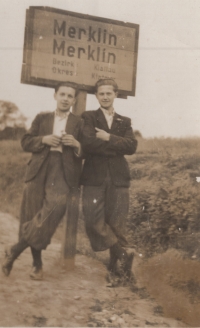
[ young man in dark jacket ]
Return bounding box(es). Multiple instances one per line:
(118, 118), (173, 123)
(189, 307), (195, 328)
(2, 82), (82, 280)
(81, 78), (137, 278)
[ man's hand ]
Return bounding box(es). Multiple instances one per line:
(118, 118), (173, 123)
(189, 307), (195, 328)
(61, 134), (79, 148)
(95, 128), (110, 141)
(42, 135), (61, 147)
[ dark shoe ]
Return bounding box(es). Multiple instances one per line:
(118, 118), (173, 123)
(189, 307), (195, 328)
(30, 266), (43, 280)
(2, 246), (14, 276)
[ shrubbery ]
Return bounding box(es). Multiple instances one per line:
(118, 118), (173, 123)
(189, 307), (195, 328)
(1, 138), (200, 258)
(127, 138), (200, 257)
(0, 140), (29, 215)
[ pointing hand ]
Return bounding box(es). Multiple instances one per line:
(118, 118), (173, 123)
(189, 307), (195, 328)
(95, 128), (110, 141)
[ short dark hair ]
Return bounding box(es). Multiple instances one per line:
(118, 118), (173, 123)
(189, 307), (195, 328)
(55, 82), (79, 97)
(95, 79), (118, 93)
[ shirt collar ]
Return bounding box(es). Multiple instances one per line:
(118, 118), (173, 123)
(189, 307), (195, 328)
(100, 107), (115, 117)
(55, 109), (70, 119)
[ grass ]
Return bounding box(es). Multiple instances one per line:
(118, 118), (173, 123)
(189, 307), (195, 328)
(1, 138), (200, 258)
(127, 137), (200, 257)
(0, 140), (29, 216)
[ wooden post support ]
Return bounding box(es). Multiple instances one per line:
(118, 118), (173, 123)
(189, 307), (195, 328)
(72, 90), (87, 116)
(61, 91), (87, 271)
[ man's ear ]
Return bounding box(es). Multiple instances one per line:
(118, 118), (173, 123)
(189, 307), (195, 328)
(115, 91), (118, 98)
(54, 92), (57, 100)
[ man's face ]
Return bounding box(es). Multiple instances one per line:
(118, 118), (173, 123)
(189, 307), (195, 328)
(54, 86), (76, 112)
(95, 85), (117, 110)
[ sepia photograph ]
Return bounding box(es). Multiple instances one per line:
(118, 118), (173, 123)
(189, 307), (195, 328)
(1, 0), (200, 327)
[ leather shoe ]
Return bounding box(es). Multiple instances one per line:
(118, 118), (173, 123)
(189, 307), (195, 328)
(30, 266), (43, 280)
(2, 246), (14, 276)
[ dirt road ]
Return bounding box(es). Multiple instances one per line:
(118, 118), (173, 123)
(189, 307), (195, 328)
(1, 212), (197, 327)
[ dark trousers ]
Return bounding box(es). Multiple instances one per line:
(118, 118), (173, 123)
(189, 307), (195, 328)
(10, 240), (42, 269)
(21, 152), (69, 250)
(11, 152), (70, 265)
(82, 171), (129, 252)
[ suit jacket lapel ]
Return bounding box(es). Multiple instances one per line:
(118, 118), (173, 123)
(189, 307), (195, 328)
(110, 113), (122, 132)
(44, 112), (54, 135)
(65, 112), (77, 135)
(96, 108), (110, 132)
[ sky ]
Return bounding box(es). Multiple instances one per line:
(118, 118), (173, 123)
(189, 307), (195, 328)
(0, 0), (200, 138)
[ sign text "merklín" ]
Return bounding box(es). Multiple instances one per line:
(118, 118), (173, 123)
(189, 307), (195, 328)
(53, 20), (117, 64)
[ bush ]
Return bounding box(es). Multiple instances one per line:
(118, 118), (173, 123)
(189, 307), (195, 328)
(1, 137), (200, 258)
(0, 140), (29, 216)
(127, 138), (200, 257)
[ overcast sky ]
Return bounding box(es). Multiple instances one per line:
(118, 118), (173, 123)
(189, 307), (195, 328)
(0, 0), (200, 137)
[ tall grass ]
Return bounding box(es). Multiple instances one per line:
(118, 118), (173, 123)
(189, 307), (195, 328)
(0, 140), (29, 216)
(128, 137), (200, 257)
(1, 138), (200, 257)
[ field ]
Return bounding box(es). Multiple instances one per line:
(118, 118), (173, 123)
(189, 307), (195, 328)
(0, 140), (29, 215)
(1, 138), (200, 327)
(1, 138), (200, 258)
(128, 137), (200, 258)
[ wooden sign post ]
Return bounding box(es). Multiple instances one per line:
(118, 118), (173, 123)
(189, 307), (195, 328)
(61, 91), (87, 271)
(21, 6), (139, 271)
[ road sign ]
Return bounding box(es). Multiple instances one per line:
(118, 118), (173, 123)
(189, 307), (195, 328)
(21, 6), (139, 97)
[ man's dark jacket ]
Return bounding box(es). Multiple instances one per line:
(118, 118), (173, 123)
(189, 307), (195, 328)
(22, 111), (82, 188)
(80, 108), (137, 187)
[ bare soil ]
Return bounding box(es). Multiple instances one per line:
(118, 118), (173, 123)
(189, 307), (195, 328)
(1, 212), (199, 327)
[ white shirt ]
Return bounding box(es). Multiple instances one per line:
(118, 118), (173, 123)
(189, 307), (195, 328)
(100, 107), (114, 129)
(50, 111), (69, 152)
(50, 110), (81, 156)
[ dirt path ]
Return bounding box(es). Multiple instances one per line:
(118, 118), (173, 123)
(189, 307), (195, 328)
(135, 249), (200, 327)
(0, 212), (189, 327)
